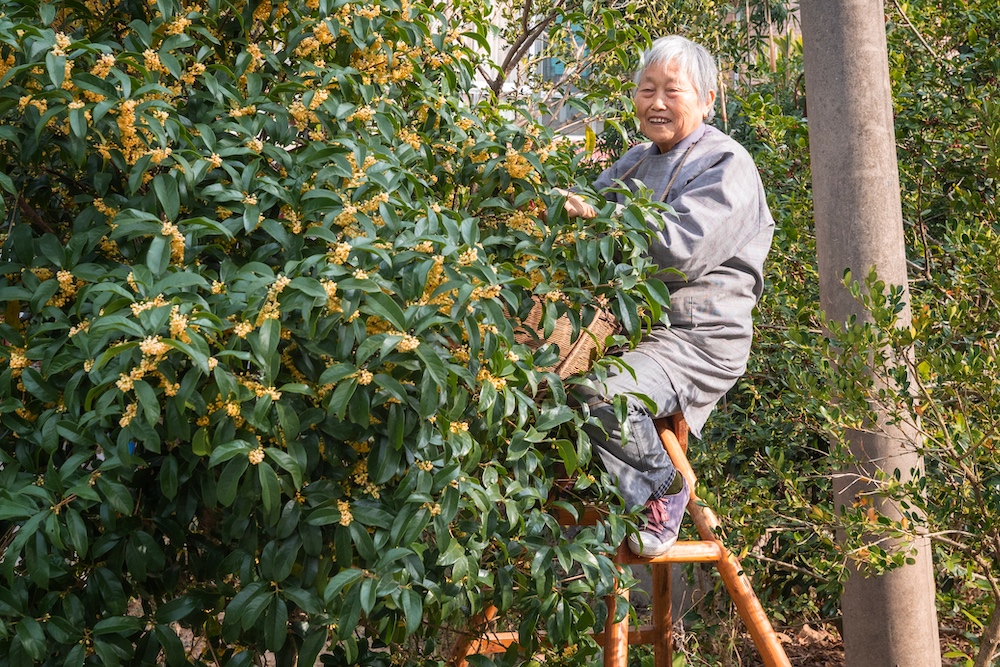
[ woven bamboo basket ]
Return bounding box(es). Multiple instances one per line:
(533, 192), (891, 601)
(515, 298), (618, 379)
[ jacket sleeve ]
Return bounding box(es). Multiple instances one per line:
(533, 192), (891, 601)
(646, 147), (763, 281)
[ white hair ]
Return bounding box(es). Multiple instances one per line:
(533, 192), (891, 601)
(635, 36), (718, 121)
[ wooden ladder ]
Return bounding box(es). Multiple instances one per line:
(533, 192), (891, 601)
(450, 414), (791, 667)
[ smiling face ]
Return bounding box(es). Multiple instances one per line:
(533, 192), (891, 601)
(635, 59), (716, 153)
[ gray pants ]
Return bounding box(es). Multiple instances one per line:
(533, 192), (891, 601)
(575, 351), (681, 510)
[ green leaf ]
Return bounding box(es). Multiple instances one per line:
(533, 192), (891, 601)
(45, 52), (66, 88)
(400, 588), (422, 635)
(154, 625), (186, 667)
(208, 439), (254, 466)
(15, 617), (45, 661)
(156, 596), (199, 624)
(264, 596), (288, 651)
(265, 447), (302, 488)
(146, 235), (172, 276)
(217, 456), (249, 507)
(535, 404), (575, 431)
(93, 616), (142, 635)
(20, 368), (59, 403)
(258, 461), (281, 514)
(133, 379), (160, 426)
(323, 568), (364, 603)
(153, 174), (180, 222)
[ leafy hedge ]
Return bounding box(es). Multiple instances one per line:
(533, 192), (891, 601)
(0, 1), (674, 665)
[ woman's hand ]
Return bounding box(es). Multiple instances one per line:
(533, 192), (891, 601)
(554, 188), (597, 219)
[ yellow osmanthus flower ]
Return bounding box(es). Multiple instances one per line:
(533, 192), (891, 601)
(505, 149), (534, 180)
(52, 32), (72, 57)
(143, 49), (170, 76)
(90, 53), (115, 79)
(356, 369), (373, 385)
(248, 447), (266, 465)
(165, 14), (191, 35)
(0, 54), (16, 80)
(470, 284), (501, 301)
(140, 335), (170, 357)
(320, 279), (342, 314)
(233, 320), (253, 338)
(395, 334), (419, 353)
(119, 403), (138, 427)
(458, 247), (478, 266)
(161, 221), (185, 264)
(337, 499), (352, 526)
(449, 421), (469, 434)
(169, 305), (191, 342)
(69, 320), (90, 337)
(346, 106), (374, 123)
(181, 62), (206, 85)
(477, 368), (507, 391)
(398, 127), (421, 150)
(329, 242), (351, 265)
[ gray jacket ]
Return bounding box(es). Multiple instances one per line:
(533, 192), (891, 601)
(593, 124), (774, 437)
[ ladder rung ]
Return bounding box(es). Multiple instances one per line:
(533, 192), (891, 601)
(616, 540), (723, 564)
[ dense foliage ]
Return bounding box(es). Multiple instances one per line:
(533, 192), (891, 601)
(3, 0), (999, 664)
(0, 1), (677, 665)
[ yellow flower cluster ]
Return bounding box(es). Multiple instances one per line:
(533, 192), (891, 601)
(346, 106), (374, 123)
(449, 421), (469, 434)
(458, 247), (478, 266)
(69, 320), (91, 338)
(415, 460), (435, 472)
(337, 499), (353, 526)
(254, 275), (290, 326)
(356, 369), (374, 385)
(505, 149), (535, 180)
(233, 320), (253, 338)
(506, 209), (543, 238)
(47, 270), (83, 308)
(395, 334), (419, 353)
(161, 221), (185, 264)
(248, 447), (266, 465)
(0, 54), (16, 80)
(477, 368), (507, 391)
(417, 255), (456, 314)
(139, 335), (170, 357)
(90, 53), (116, 80)
(169, 306), (191, 343)
(321, 279), (342, 314)
(470, 284), (501, 301)
(131, 288), (167, 317)
(119, 403), (138, 427)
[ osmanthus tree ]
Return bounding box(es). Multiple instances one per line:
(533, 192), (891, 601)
(0, 0), (674, 665)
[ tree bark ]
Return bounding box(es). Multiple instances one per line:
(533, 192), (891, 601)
(799, 2), (941, 666)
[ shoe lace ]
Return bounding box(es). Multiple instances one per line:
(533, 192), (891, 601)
(644, 496), (670, 537)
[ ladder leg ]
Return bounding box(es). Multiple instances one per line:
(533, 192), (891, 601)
(652, 562), (673, 667)
(449, 605), (498, 667)
(603, 575), (630, 667)
(658, 422), (791, 667)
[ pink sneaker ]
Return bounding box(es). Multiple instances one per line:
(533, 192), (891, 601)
(627, 476), (690, 557)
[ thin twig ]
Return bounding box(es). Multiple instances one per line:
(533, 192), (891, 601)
(890, 0), (942, 62)
(748, 554), (831, 584)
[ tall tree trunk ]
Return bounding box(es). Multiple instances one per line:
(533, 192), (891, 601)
(799, 2), (941, 665)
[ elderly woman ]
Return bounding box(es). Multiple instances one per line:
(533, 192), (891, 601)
(561, 35), (774, 557)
